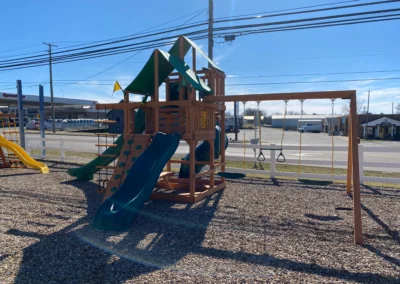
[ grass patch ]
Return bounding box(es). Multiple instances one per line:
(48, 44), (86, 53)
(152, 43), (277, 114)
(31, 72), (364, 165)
(30, 149), (97, 160)
(224, 160), (400, 179)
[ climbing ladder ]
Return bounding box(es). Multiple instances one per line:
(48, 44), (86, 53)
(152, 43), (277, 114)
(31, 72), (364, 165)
(102, 134), (151, 200)
(94, 112), (118, 193)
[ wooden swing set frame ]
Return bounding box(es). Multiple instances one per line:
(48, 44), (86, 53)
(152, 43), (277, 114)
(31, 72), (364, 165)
(203, 90), (363, 244)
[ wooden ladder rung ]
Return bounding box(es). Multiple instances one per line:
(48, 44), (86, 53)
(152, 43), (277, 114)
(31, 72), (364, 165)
(2, 131), (19, 134)
(96, 154), (118, 158)
(95, 144), (117, 147)
(94, 133), (118, 137)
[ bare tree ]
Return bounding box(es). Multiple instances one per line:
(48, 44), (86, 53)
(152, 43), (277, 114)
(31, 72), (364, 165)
(396, 103), (400, 114)
(225, 111), (232, 117)
(341, 99), (365, 115)
(242, 107), (267, 117)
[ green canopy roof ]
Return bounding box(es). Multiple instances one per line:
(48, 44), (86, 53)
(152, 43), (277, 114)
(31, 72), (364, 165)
(124, 36), (221, 95)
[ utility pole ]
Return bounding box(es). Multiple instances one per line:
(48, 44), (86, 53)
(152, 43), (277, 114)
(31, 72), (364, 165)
(208, 0), (213, 64)
(392, 102), (394, 115)
(43, 42), (58, 133)
(365, 90), (370, 139)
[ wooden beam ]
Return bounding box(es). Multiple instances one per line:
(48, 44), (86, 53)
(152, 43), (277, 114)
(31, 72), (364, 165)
(170, 69), (208, 77)
(154, 49), (159, 133)
(169, 159), (210, 165)
(194, 182), (226, 203)
(179, 36), (184, 101)
(346, 114), (352, 194)
(195, 168), (216, 179)
(97, 100), (191, 111)
(350, 94), (363, 245)
(221, 108), (226, 176)
(204, 90), (356, 103)
(209, 139), (215, 187)
(189, 139), (196, 201)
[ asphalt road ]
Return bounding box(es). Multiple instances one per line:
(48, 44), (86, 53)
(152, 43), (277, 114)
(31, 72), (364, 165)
(24, 127), (400, 171)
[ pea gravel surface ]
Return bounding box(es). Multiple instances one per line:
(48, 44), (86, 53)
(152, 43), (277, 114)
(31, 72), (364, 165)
(0, 162), (399, 283)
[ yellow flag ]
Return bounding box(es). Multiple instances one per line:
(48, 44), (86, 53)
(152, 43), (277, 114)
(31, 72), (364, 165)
(112, 81), (122, 95)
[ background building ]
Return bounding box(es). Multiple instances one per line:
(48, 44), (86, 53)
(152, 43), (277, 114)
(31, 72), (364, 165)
(271, 115), (327, 130)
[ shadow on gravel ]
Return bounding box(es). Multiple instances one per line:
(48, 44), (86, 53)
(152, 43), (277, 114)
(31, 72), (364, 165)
(304, 214), (343, 222)
(360, 202), (399, 246)
(8, 178), (158, 284)
(7, 174), (400, 283)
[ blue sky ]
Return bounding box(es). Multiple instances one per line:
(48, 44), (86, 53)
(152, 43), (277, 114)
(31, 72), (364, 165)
(1, 0), (399, 115)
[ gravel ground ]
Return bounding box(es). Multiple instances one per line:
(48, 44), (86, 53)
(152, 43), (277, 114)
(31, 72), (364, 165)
(0, 162), (399, 283)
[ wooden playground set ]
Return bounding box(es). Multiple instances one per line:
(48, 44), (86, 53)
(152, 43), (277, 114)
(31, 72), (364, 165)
(89, 36), (363, 243)
(1, 36), (363, 244)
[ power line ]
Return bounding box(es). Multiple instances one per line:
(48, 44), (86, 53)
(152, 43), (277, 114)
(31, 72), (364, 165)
(213, 7), (400, 33)
(57, 9), (208, 87)
(213, 0), (399, 23)
(1, 5), (399, 71)
(220, 14), (400, 39)
(0, 10), (208, 61)
(43, 76), (400, 86)
(226, 77), (400, 86)
(43, 68), (400, 82)
(2, 1), (398, 64)
(51, 8), (208, 51)
(214, 0), (362, 20)
(229, 69), (400, 78)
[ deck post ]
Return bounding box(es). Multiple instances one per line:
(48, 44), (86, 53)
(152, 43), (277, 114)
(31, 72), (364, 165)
(221, 106), (226, 175)
(350, 94), (363, 245)
(346, 114), (352, 194)
(270, 144), (276, 178)
(209, 139), (215, 187)
(189, 139), (196, 202)
(154, 49), (159, 133)
(123, 90), (131, 134)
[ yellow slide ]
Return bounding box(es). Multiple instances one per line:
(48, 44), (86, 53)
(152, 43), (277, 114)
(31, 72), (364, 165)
(0, 135), (49, 173)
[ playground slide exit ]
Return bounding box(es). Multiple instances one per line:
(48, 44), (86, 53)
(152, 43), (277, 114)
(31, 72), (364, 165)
(0, 135), (49, 173)
(67, 106), (146, 181)
(93, 132), (180, 231)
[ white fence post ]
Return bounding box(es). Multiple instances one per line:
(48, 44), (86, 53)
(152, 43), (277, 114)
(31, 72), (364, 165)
(359, 144), (364, 184)
(25, 136), (30, 155)
(60, 138), (65, 162)
(270, 143), (276, 178)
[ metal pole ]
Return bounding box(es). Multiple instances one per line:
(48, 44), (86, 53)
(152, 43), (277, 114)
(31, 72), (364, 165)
(43, 42), (58, 133)
(208, 0), (213, 65)
(39, 85), (46, 157)
(365, 90), (370, 139)
(254, 108), (257, 139)
(234, 101), (238, 141)
(16, 80), (25, 149)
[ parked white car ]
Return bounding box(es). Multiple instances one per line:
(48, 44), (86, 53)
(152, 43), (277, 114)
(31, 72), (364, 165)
(299, 123), (322, 133)
(26, 120), (38, 130)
